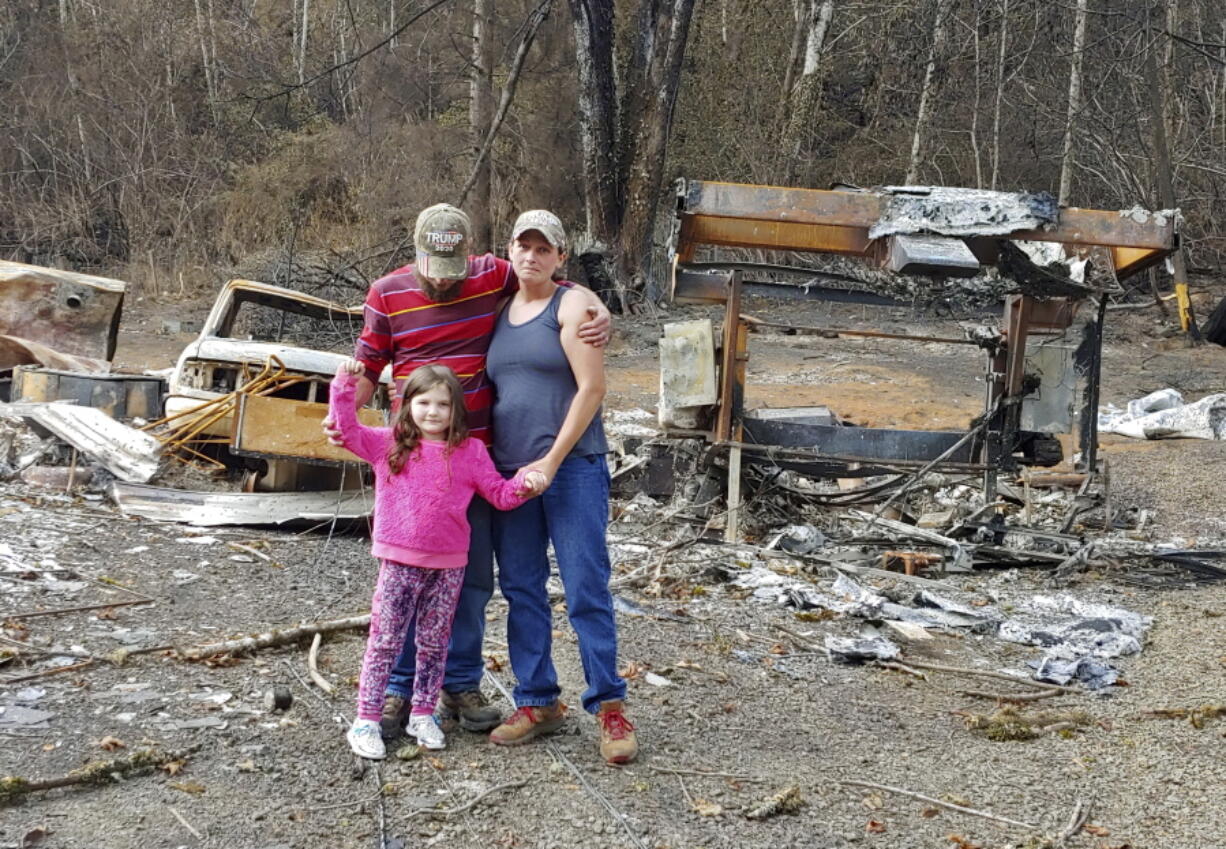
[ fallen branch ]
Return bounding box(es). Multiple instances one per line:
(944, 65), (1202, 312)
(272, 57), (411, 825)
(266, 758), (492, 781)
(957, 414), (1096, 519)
(873, 660), (928, 680)
(1, 747), (197, 803)
(899, 659), (1071, 693)
(837, 780), (1036, 830)
(958, 687), (1065, 702)
(167, 805), (204, 840)
(226, 542), (273, 562)
(404, 780), (528, 819)
(6, 598), (154, 620)
(0, 659), (94, 685)
(648, 765), (765, 782)
(771, 623), (821, 651)
(0, 634), (94, 660)
(308, 633), (334, 693)
(180, 614), (370, 660)
(1054, 798), (1091, 845)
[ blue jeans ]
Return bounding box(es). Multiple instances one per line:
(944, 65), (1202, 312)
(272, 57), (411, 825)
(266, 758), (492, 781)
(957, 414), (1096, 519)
(493, 454), (626, 714)
(386, 497), (493, 699)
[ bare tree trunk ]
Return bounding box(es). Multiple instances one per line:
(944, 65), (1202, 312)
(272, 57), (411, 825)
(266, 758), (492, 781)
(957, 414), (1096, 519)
(568, 0), (621, 253)
(193, 0), (218, 122)
(906, 0), (950, 184)
(568, 0), (696, 306)
(1057, 0), (1087, 205)
(299, 0), (311, 85)
(389, 0), (397, 49)
(58, 0), (69, 27)
(990, 0), (1008, 190)
(1145, 9), (1199, 338)
(617, 0), (697, 298)
(970, 3), (983, 188)
(459, 0), (553, 209)
(780, 0), (806, 103)
(468, 0), (495, 252)
(781, 0), (834, 185)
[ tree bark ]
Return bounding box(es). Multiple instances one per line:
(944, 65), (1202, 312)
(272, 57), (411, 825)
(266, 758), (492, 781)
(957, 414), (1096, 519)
(1057, 0), (1088, 205)
(299, 0), (311, 86)
(781, 0), (834, 185)
(780, 0), (807, 104)
(990, 0), (1008, 189)
(568, 0), (620, 251)
(906, 0), (951, 184)
(468, 0), (495, 252)
(459, 0), (553, 210)
(1145, 8), (1200, 338)
(617, 0), (697, 298)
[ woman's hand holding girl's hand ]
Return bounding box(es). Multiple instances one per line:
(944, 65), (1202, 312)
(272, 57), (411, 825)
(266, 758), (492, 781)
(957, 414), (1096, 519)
(523, 469), (548, 495)
(514, 467), (550, 497)
(337, 358), (364, 377)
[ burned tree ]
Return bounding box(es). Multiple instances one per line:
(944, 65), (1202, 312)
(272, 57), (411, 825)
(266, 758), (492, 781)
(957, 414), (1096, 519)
(568, 0), (697, 309)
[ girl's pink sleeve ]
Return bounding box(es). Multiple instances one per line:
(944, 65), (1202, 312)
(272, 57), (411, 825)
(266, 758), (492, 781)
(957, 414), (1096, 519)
(464, 440), (531, 511)
(328, 373), (386, 464)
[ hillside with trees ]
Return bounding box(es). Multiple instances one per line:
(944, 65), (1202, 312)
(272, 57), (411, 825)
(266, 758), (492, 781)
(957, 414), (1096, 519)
(2, 0), (1223, 307)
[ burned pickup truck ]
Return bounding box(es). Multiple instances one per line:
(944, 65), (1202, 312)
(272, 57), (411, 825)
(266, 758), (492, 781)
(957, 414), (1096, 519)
(161, 279), (386, 491)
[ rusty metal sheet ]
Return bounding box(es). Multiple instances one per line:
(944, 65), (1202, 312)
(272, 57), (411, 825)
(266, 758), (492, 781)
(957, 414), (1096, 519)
(0, 261), (126, 360)
(683, 216), (873, 257)
(0, 335), (110, 373)
(674, 181), (1178, 281)
(681, 180), (884, 227)
(232, 394), (384, 465)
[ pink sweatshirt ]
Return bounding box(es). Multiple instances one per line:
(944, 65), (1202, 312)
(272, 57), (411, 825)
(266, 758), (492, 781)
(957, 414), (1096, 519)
(329, 373), (530, 568)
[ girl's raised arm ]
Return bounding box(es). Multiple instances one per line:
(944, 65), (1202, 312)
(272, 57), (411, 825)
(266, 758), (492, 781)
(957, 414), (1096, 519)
(328, 364), (387, 465)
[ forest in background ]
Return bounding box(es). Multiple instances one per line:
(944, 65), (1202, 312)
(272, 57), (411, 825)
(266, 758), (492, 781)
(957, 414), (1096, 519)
(1, 0), (1224, 307)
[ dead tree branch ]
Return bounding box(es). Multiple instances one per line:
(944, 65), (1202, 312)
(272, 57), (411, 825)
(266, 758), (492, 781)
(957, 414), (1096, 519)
(838, 780), (1037, 830)
(180, 614), (370, 660)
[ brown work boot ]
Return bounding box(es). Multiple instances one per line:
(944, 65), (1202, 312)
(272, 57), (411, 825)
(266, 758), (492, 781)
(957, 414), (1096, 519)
(380, 695), (410, 739)
(439, 688), (502, 732)
(488, 702), (566, 746)
(596, 701), (638, 765)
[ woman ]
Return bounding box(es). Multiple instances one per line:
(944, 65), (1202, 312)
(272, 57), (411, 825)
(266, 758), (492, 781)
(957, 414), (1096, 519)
(484, 209), (637, 765)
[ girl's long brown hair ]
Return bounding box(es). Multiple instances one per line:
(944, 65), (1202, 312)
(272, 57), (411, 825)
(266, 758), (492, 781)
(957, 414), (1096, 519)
(387, 365), (469, 475)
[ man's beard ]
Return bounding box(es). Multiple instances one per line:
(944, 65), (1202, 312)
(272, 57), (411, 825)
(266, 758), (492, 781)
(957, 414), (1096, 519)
(420, 278), (463, 302)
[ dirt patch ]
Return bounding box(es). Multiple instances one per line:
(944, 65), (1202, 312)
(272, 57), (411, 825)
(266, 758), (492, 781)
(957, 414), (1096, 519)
(3, 288), (1226, 849)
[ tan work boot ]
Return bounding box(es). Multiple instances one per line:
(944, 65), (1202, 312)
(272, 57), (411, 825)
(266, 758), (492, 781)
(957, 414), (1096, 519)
(440, 688), (502, 732)
(488, 702), (566, 746)
(596, 700), (638, 765)
(380, 695), (410, 739)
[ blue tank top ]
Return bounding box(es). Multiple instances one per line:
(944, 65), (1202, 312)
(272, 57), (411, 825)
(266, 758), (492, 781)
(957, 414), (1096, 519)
(486, 285), (608, 471)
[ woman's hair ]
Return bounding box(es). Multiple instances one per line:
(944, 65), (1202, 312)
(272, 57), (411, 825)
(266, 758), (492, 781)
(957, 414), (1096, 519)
(387, 365), (469, 474)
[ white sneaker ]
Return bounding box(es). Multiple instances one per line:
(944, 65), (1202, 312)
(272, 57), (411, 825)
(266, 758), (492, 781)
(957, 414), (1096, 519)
(408, 714), (446, 750)
(347, 719), (386, 760)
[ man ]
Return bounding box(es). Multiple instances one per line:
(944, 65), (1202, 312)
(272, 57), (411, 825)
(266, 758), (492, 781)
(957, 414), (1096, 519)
(323, 203), (610, 737)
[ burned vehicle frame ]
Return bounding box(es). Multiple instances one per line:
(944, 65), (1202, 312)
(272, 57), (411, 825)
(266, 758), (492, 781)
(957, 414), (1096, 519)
(162, 279), (385, 491)
(664, 180), (1179, 532)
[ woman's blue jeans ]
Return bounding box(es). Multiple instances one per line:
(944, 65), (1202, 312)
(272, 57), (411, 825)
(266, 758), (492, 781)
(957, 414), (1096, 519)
(493, 454), (626, 714)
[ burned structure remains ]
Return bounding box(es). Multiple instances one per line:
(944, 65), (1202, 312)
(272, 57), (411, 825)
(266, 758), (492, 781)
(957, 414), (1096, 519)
(658, 180), (1179, 541)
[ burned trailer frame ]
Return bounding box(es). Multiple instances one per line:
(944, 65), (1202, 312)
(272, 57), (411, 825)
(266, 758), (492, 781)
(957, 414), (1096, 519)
(666, 180), (1178, 519)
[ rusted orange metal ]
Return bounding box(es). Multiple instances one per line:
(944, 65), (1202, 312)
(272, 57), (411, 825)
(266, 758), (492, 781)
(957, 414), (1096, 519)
(674, 181), (1177, 280)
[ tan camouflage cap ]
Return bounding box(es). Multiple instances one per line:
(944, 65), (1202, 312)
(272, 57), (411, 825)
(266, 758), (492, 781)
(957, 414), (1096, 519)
(414, 203), (471, 280)
(510, 209), (566, 251)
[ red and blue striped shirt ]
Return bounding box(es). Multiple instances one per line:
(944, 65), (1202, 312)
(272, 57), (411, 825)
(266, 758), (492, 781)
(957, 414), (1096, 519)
(353, 253), (519, 443)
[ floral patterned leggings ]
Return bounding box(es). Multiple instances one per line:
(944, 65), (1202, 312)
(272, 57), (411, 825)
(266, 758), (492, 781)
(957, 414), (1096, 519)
(356, 560), (466, 722)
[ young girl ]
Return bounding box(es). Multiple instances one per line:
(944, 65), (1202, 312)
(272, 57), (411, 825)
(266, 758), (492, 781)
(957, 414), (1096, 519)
(329, 360), (542, 759)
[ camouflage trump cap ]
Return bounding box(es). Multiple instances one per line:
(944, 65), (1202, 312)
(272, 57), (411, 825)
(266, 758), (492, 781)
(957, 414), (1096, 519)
(510, 209), (566, 250)
(414, 203), (472, 280)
